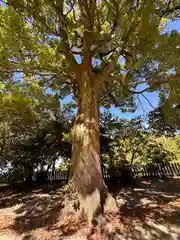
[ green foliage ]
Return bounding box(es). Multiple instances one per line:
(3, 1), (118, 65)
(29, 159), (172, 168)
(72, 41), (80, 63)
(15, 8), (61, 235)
(1, 103), (179, 183)
(6, 165), (27, 183)
(100, 113), (179, 175)
(144, 136), (176, 164)
(156, 135), (180, 161)
(0, 78), (71, 183)
(148, 109), (178, 137)
(148, 88), (180, 137)
(107, 118), (148, 169)
(58, 158), (70, 171)
(0, 0), (179, 111)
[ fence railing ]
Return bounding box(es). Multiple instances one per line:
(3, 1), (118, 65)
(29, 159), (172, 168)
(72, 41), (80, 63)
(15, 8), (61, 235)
(45, 162), (180, 181)
(132, 163), (180, 177)
(131, 162), (180, 178)
(47, 170), (68, 181)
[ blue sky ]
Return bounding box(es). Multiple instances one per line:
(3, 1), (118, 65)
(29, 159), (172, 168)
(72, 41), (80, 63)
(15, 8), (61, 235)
(62, 20), (180, 119)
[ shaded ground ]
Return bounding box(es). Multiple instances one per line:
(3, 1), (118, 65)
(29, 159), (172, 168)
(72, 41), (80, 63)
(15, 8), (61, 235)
(0, 178), (180, 239)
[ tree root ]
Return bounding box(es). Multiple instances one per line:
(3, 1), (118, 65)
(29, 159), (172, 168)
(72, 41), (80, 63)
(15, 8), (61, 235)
(61, 182), (119, 228)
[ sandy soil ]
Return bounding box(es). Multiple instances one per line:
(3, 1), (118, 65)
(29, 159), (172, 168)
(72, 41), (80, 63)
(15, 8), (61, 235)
(0, 178), (180, 240)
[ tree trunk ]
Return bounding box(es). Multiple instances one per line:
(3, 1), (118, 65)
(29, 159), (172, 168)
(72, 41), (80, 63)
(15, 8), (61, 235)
(25, 165), (33, 185)
(130, 151), (136, 166)
(69, 71), (118, 223)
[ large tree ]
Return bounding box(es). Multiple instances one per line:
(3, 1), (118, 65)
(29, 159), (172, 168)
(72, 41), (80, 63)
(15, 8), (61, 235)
(0, 0), (180, 221)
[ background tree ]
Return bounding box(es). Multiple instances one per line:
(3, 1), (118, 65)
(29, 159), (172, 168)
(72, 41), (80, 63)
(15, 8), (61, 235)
(112, 120), (148, 165)
(154, 135), (180, 162)
(148, 92), (180, 136)
(0, 78), (71, 183)
(101, 116), (179, 179)
(0, 0), (180, 220)
(143, 136), (176, 164)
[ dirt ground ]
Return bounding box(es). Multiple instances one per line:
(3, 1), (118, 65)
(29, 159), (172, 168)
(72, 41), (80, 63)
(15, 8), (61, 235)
(0, 178), (180, 240)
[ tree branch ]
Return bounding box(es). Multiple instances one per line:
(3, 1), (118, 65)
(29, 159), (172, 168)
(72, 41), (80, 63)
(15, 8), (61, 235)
(128, 87), (152, 94)
(158, 2), (180, 17)
(100, 48), (121, 81)
(137, 95), (147, 115)
(0, 64), (75, 85)
(77, 0), (97, 66)
(50, 1), (79, 70)
(70, 49), (82, 55)
(98, 48), (117, 62)
(141, 93), (155, 110)
(57, 28), (79, 70)
(104, 81), (119, 107)
(64, 0), (76, 16)
(100, 15), (137, 82)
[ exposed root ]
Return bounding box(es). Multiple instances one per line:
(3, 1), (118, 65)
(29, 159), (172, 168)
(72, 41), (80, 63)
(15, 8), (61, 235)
(104, 192), (119, 214)
(61, 181), (119, 231)
(61, 181), (80, 218)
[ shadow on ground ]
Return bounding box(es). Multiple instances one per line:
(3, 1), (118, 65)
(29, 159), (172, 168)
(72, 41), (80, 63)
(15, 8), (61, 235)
(0, 182), (80, 239)
(0, 178), (179, 239)
(113, 178), (180, 239)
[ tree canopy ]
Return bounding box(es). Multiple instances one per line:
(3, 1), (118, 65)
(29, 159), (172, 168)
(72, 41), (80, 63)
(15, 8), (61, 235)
(0, 0), (179, 107)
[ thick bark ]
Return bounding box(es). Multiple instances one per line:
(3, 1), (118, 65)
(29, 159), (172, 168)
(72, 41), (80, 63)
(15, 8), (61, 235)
(69, 71), (118, 223)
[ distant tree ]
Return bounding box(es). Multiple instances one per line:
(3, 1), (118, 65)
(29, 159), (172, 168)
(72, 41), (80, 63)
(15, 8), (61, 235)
(0, 80), (71, 183)
(107, 117), (147, 166)
(148, 109), (177, 137)
(155, 135), (180, 162)
(105, 117), (179, 173)
(148, 90), (180, 137)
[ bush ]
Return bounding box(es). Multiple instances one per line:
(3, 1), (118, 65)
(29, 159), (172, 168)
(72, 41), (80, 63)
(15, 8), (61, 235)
(6, 166), (27, 184)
